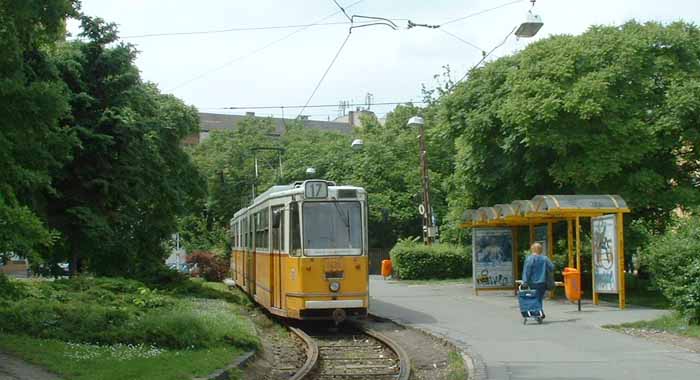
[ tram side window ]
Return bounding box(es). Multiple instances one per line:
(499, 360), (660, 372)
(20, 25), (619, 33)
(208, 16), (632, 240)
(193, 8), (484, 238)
(290, 202), (301, 256)
(255, 210), (269, 250)
(272, 207), (284, 251)
(241, 219), (247, 250)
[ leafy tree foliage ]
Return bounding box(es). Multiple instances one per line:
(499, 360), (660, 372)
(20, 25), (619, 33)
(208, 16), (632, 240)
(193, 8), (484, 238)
(45, 17), (204, 276)
(0, 0), (78, 260)
(189, 105), (456, 249)
(645, 212), (700, 323)
(441, 21), (700, 228)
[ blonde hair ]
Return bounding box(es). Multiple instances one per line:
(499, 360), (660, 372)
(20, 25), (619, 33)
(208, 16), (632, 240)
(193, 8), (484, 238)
(530, 242), (543, 254)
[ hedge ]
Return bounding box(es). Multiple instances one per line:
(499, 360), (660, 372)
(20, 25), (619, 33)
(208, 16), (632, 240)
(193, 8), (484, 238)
(389, 240), (471, 280)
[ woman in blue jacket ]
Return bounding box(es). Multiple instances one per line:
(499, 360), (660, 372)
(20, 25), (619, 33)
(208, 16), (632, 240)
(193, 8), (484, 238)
(522, 242), (554, 318)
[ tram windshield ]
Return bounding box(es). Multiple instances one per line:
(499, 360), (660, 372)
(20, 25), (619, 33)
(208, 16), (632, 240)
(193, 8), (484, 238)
(303, 201), (363, 256)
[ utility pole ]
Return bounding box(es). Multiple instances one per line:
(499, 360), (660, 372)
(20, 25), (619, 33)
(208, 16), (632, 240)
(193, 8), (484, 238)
(408, 116), (434, 245)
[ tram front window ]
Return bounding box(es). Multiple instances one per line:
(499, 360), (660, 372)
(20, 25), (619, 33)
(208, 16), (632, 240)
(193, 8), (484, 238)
(303, 202), (362, 256)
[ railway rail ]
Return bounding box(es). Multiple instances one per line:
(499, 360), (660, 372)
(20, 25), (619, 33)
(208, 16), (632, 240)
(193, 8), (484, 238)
(286, 322), (411, 380)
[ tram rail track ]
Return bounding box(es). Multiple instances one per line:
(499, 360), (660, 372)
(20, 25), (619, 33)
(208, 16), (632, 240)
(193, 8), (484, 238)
(286, 321), (411, 380)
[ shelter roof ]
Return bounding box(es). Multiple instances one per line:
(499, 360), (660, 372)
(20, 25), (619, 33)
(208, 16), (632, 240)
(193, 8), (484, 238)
(460, 195), (630, 228)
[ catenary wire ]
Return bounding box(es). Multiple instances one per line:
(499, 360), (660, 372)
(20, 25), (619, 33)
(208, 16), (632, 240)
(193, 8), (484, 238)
(441, 0), (524, 27)
(202, 101), (425, 110)
(166, 0), (366, 91)
(121, 21), (354, 39)
(439, 28), (485, 52)
(452, 25), (518, 88)
(296, 32), (353, 118)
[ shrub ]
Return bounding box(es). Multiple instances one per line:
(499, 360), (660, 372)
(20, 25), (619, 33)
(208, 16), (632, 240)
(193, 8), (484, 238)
(0, 277), (256, 349)
(645, 213), (700, 323)
(0, 273), (26, 301)
(187, 251), (229, 282)
(390, 240), (471, 280)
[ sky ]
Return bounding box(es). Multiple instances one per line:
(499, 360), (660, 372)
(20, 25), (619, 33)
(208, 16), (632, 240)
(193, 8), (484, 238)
(67, 0), (700, 121)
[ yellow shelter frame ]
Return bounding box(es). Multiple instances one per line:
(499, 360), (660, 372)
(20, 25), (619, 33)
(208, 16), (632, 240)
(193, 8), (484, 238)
(461, 195), (630, 309)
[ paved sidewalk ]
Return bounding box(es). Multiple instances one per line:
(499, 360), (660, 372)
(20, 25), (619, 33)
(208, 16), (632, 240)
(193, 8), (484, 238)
(369, 276), (700, 380)
(0, 353), (59, 380)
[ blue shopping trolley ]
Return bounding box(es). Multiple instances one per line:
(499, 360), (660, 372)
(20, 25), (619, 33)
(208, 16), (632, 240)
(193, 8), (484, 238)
(518, 284), (543, 325)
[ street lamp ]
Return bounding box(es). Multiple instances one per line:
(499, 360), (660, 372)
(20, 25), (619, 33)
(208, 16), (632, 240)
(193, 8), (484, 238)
(515, 1), (544, 38)
(408, 116), (435, 245)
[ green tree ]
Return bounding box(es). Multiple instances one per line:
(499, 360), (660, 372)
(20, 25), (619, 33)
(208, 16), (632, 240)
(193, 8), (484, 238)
(645, 212), (700, 323)
(442, 21), (700, 228)
(46, 16), (205, 276)
(0, 0), (78, 261)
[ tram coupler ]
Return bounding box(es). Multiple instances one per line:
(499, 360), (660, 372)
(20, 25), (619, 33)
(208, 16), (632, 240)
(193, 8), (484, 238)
(332, 308), (347, 326)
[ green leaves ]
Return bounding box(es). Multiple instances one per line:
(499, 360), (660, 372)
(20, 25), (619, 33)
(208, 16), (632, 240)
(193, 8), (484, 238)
(390, 241), (471, 280)
(645, 212), (700, 323)
(441, 21), (700, 225)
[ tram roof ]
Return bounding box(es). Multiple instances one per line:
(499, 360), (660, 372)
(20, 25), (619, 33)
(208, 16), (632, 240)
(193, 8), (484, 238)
(232, 180), (366, 220)
(460, 194), (630, 228)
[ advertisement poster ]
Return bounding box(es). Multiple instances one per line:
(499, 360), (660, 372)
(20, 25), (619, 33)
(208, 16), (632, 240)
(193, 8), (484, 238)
(592, 215), (619, 293)
(534, 225), (548, 255)
(473, 228), (514, 289)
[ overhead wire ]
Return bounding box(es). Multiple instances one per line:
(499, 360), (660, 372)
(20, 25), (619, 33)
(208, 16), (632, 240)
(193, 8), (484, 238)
(205, 101), (425, 110)
(438, 28), (485, 53)
(121, 21), (354, 39)
(440, 0), (524, 27)
(451, 25), (518, 90)
(296, 1), (398, 118)
(296, 33), (352, 118)
(167, 0), (366, 91)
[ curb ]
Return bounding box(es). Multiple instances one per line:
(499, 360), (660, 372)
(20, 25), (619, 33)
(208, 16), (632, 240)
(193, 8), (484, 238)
(194, 349), (258, 380)
(369, 313), (487, 380)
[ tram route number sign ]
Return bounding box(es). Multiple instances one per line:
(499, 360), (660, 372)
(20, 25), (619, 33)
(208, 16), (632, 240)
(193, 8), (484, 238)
(305, 181), (328, 199)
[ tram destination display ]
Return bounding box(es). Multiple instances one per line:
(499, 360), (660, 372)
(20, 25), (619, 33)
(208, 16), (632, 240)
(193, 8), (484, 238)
(473, 228), (514, 289)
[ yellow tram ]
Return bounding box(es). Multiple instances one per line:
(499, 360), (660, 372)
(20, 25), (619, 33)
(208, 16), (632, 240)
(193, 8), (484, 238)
(229, 180), (369, 322)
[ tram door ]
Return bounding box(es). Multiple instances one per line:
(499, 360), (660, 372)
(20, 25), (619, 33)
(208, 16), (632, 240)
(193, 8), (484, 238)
(247, 214), (255, 295)
(271, 206), (285, 309)
(241, 218), (247, 289)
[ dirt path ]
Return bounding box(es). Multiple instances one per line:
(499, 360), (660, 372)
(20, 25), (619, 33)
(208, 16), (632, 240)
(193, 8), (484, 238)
(0, 352), (60, 380)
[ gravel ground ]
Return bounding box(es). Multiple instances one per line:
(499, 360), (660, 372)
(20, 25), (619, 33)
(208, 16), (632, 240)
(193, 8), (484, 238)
(243, 313), (307, 380)
(612, 328), (700, 353)
(360, 316), (466, 380)
(0, 353), (60, 380)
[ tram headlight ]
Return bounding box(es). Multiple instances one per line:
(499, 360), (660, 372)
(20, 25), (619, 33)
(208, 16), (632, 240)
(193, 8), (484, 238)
(329, 281), (340, 292)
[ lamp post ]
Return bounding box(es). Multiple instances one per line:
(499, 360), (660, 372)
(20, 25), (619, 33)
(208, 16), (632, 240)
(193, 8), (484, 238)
(408, 116), (435, 245)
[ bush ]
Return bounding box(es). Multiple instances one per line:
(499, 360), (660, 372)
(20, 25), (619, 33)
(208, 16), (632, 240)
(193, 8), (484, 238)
(187, 251), (229, 282)
(0, 277), (257, 349)
(0, 273), (26, 301)
(645, 213), (700, 323)
(390, 240), (471, 280)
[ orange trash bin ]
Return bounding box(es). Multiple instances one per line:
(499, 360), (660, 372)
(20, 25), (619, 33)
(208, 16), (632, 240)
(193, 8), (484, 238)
(381, 259), (392, 279)
(563, 267), (582, 302)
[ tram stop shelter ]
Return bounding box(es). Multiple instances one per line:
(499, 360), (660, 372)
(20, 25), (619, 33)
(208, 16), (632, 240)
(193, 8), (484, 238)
(460, 195), (630, 309)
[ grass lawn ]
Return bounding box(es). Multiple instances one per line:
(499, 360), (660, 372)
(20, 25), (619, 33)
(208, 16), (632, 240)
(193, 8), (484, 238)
(0, 276), (257, 380)
(446, 350), (467, 380)
(606, 313), (700, 339)
(393, 277), (471, 285)
(0, 334), (243, 380)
